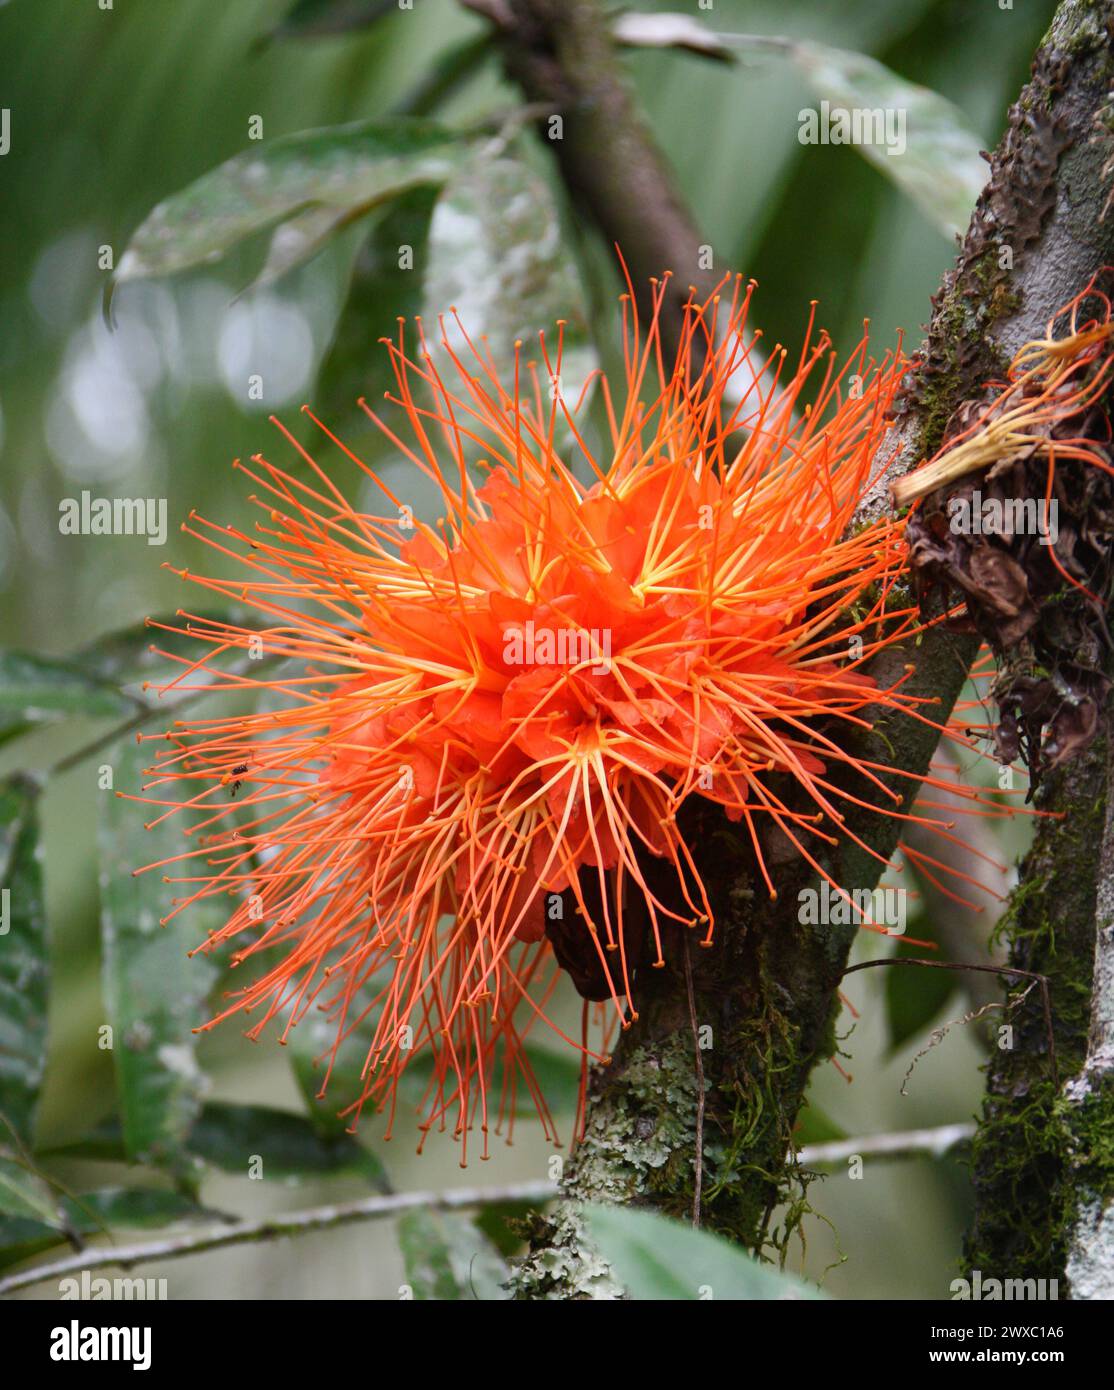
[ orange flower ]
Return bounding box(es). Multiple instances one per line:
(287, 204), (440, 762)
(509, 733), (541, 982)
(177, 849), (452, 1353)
(134, 275), (975, 1157)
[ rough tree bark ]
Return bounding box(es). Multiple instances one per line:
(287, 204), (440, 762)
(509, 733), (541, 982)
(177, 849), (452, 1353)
(966, 713), (1114, 1298)
(463, 0), (1114, 1297)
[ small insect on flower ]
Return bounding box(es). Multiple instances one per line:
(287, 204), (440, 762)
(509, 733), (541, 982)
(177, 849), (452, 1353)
(133, 272), (973, 1159)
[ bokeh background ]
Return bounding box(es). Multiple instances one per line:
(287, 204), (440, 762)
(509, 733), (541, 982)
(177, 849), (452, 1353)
(0, 0), (1057, 1299)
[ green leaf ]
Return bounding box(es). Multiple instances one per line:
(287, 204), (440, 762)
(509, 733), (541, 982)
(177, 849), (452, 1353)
(189, 1102), (389, 1187)
(0, 1186), (217, 1270)
(289, 1008), (373, 1139)
(422, 150), (597, 406)
(0, 1153), (63, 1227)
(520, 1044), (583, 1117)
(787, 41), (984, 238)
(35, 1117), (128, 1164)
(99, 736), (219, 1164)
(114, 119), (466, 285)
(394, 35), (494, 120)
(286, 958), (406, 1139)
(0, 1221), (63, 1268)
(46, 1103), (388, 1188)
(288, 979), (578, 1138)
(315, 185), (438, 432)
(585, 1203), (826, 1300)
(253, 203), (366, 291)
(0, 775), (48, 1145)
(68, 1185), (216, 1229)
(288, 985), (577, 1145)
(378, 1039), (581, 1125)
(473, 1200), (533, 1258)
(793, 1102), (846, 1147)
(0, 649), (134, 744)
(397, 1207), (509, 1300)
(317, 148), (596, 440)
(269, 0), (397, 41)
(712, 33), (986, 238)
(292, 1002), (580, 1144)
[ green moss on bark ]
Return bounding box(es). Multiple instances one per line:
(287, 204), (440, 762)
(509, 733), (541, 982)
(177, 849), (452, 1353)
(965, 738), (1106, 1282)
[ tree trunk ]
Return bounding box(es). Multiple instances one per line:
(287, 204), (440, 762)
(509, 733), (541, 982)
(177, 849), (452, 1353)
(957, 0), (1114, 1299)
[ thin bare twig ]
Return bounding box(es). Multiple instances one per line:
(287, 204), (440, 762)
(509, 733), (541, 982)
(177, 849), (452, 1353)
(46, 651), (286, 778)
(843, 957), (1059, 1084)
(0, 1179), (558, 1297)
(899, 988), (1036, 1097)
(797, 1122), (975, 1168)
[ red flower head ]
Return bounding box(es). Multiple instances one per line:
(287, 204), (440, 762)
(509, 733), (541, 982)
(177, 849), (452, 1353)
(135, 274), (960, 1158)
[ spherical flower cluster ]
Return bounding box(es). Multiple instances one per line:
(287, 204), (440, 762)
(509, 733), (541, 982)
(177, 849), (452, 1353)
(138, 276), (940, 1156)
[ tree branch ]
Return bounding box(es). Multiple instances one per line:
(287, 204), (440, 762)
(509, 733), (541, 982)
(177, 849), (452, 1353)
(497, 0), (718, 350)
(799, 1121), (975, 1168)
(0, 1179), (556, 1297)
